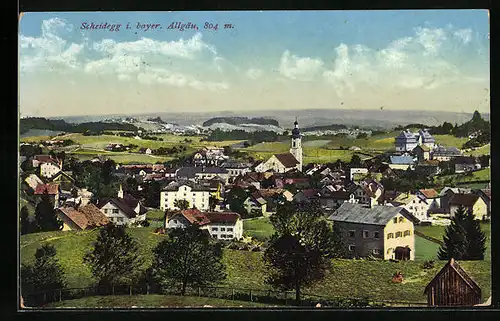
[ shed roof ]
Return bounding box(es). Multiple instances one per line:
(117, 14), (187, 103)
(424, 258), (481, 295)
(57, 204), (110, 230)
(274, 153), (300, 168)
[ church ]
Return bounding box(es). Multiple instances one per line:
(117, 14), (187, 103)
(255, 120), (303, 173)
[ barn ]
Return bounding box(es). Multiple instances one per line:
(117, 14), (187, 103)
(424, 258), (482, 306)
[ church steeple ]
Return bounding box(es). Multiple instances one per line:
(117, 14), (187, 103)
(290, 119), (303, 171)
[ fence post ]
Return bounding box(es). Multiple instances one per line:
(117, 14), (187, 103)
(284, 291), (287, 305)
(112, 285), (115, 295)
(43, 292), (47, 303)
(232, 288), (234, 301)
(250, 289), (252, 302)
(214, 287), (217, 298)
(59, 290), (62, 302)
(130, 285), (132, 296)
(198, 287), (201, 297)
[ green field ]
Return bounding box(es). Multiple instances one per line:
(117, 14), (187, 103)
(20, 226), (491, 303)
(434, 168), (491, 186)
(243, 217), (275, 241)
(464, 144), (491, 157)
(45, 294), (275, 308)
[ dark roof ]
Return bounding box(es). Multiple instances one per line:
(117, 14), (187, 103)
(449, 194), (480, 207)
(98, 194), (147, 218)
(323, 191), (352, 200)
(433, 146), (462, 156)
(274, 153), (299, 168)
(390, 155), (415, 165)
(424, 258), (481, 295)
(298, 189), (320, 198)
(454, 156), (477, 165)
(327, 203), (414, 226)
(163, 180), (211, 191)
(414, 145), (431, 152)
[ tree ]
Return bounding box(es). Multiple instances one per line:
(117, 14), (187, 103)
(225, 187), (248, 215)
(21, 245), (65, 304)
(83, 224), (144, 290)
(438, 205), (487, 260)
(20, 206), (32, 235)
(264, 200), (344, 305)
(350, 154), (362, 168)
(174, 199), (190, 210)
(143, 181), (161, 208)
(34, 191), (62, 232)
(208, 195), (218, 212)
(152, 225), (226, 295)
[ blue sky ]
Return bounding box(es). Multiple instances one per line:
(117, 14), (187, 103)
(19, 10), (490, 117)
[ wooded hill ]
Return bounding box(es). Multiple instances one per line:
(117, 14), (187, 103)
(20, 117), (139, 135)
(202, 117), (280, 127)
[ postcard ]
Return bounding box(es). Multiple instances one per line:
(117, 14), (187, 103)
(18, 10), (491, 310)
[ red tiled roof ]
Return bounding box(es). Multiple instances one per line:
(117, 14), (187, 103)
(419, 189), (439, 199)
(34, 183), (59, 195)
(173, 209), (240, 226)
(274, 153), (299, 168)
(34, 155), (60, 165)
(57, 204), (110, 230)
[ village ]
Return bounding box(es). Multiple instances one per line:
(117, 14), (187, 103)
(19, 115), (491, 308)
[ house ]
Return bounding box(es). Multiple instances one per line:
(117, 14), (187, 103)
(327, 203), (416, 260)
(415, 160), (441, 177)
(50, 171), (75, 191)
(166, 209), (243, 240)
(454, 156), (481, 173)
(254, 188), (294, 214)
(449, 194), (488, 220)
(97, 186), (148, 226)
(395, 130), (419, 152)
(424, 258), (482, 306)
(138, 147), (153, 155)
(221, 161), (252, 181)
(192, 146), (228, 167)
(354, 180), (384, 206)
(243, 192), (268, 216)
(413, 145), (431, 162)
(349, 168), (368, 180)
(255, 120), (303, 172)
(416, 189), (441, 213)
(293, 189), (321, 203)
(32, 155), (58, 168)
(176, 167), (229, 184)
(431, 146), (462, 161)
(319, 190), (357, 211)
(56, 204), (110, 231)
(34, 183), (60, 208)
(39, 159), (63, 179)
(391, 193), (431, 223)
(160, 180), (211, 211)
(24, 174), (44, 190)
(473, 189), (491, 217)
(233, 172), (273, 190)
(389, 154), (415, 170)
(439, 187), (472, 213)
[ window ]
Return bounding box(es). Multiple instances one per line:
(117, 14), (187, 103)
(393, 218), (398, 224)
(374, 231), (380, 239)
(373, 249), (381, 255)
(398, 217), (405, 223)
(348, 244), (355, 252)
(117, 217), (124, 222)
(112, 209), (119, 214)
(404, 230), (411, 237)
(212, 227), (218, 231)
(387, 233), (394, 239)
(363, 230), (369, 238)
(174, 220), (178, 224)
(395, 231), (403, 238)
(221, 228), (226, 232)
(227, 228), (233, 232)
(348, 230), (355, 238)
(103, 209), (108, 214)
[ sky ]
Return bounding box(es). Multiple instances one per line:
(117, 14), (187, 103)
(19, 10), (490, 117)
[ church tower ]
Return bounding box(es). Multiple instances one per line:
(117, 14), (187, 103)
(290, 119), (303, 171)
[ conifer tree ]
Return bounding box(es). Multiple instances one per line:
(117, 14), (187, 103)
(34, 191), (62, 232)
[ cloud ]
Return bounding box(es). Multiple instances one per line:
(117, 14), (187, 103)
(322, 26), (481, 96)
(246, 68), (263, 80)
(137, 67), (229, 91)
(453, 28), (473, 44)
(279, 50), (324, 81)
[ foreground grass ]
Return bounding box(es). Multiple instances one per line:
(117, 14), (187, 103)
(21, 225), (491, 303)
(44, 294), (275, 308)
(243, 217), (274, 241)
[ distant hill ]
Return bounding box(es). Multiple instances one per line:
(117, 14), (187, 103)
(202, 117), (279, 127)
(302, 124), (348, 132)
(20, 117), (139, 134)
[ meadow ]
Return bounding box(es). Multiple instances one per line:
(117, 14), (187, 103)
(434, 168), (491, 186)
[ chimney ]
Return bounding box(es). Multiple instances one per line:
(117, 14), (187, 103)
(118, 184), (124, 199)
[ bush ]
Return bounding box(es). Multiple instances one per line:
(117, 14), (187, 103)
(422, 260), (435, 270)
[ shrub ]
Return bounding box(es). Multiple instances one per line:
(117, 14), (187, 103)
(422, 260), (435, 270)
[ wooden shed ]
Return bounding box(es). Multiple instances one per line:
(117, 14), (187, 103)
(424, 258), (482, 306)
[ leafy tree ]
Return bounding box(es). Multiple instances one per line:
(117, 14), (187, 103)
(350, 154), (362, 168)
(20, 206), (32, 235)
(225, 186), (248, 215)
(174, 199), (190, 210)
(83, 224), (144, 291)
(261, 176), (275, 189)
(34, 191), (62, 232)
(21, 245), (65, 304)
(143, 181), (161, 208)
(152, 225), (226, 295)
(438, 205), (487, 260)
(208, 195), (218, 211)
(264, 200), (344, 305)
(20, 159), (35, 173)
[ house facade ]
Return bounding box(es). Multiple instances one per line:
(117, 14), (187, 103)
(449, 194), (488, 220)
(166, 209), (243, 240)
(97, 186), (148, 226)
(328, 203), (416, 260)
(391, 193), (431, 223)
(432, 146), (462, 161)
(56, 204), (110, 231)
(160, 180), (211, 211)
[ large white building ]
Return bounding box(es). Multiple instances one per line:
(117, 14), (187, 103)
(255, 120), (303, 173)
(166, 209), (243, 240)
(395, 129), (436, 152)
(160, 180), (211, 211)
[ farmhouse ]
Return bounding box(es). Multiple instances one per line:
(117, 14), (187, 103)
(454, 156), (481, 173)
(415, 160), (441, 177)
(391, 192), (431, 223)
(473, 189), (491, 217)
(413, 145), (432, 162)
(221, 161), (252, 181)
(424, 258), (482, 306)
(192, 146), (228, 167)
(166, 209), (243, 240)
(319, 190), (358, 211)
(50, 171), (75, 191)
(34, 183), (60, 208)
(449, 193), (488, 220)
(160, 180), (211, 211)
(56, 204), (110, 231)
(432, 146), (462, 161)
(24, 174), (44, 190)
(97, 186), (148, 226)
(243, 192), (268, 216)
(389, 154), (415, 170)
(416, 189), (441, 213)
(439, 187), (471, 213)
(328, 203), (416, 260)
(255, 120), (303, 173)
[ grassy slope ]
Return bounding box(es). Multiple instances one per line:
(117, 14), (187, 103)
(243, 217), (274, 240)
(434, 168), (491, 186)
(464, 144), (490, 156)
(45, 294), (274, 308)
